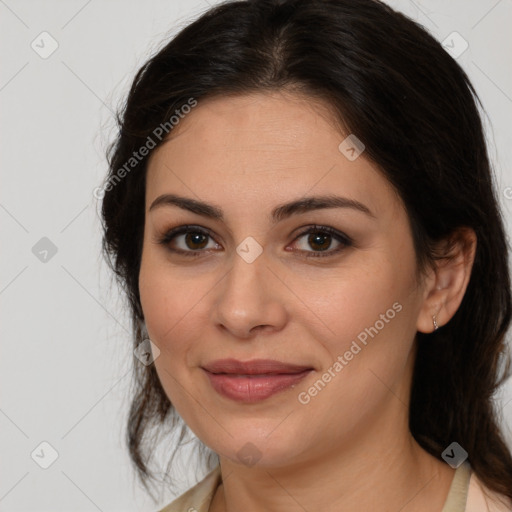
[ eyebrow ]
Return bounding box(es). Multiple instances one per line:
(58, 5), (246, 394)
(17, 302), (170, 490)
(149, 193), (375, 222)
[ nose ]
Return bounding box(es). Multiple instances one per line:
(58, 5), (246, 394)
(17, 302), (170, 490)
(211, 248), (288, 340)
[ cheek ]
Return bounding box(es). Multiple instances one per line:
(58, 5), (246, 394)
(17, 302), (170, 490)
(298, 258), (409, 347)
(288, 274), (415, 450)
(296, 253), (418, 408)
(139, 264), (203, 350)
(138, 249), (221, 389)
(138, 258), (204, 413)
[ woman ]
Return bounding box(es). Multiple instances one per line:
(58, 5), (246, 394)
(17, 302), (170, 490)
(100, 0), (512, 510)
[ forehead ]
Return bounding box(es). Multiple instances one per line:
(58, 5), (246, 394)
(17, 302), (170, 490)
(155, 91), (344, 164)
(145, 91), (403, 221)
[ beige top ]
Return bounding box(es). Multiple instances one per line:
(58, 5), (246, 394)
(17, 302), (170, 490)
(158, 461), (512, 512)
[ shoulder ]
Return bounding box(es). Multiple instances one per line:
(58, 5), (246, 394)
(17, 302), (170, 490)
(466, 471), (512, 512)
(157, 465), (222, 512)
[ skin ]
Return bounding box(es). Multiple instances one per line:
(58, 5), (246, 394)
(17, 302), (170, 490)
(138, 90), (477, 511)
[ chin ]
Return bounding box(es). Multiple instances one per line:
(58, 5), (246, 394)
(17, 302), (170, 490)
(211, 431), (306, 469)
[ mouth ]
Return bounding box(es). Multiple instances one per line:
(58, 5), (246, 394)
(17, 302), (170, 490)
(202, 358), (314, 375)
(201, 359), (314, 403)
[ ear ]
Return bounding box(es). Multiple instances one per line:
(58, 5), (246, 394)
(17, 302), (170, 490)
(416, 227), (477, 333)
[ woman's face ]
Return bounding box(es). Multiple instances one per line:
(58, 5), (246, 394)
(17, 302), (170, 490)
(139, 91), (429, 468)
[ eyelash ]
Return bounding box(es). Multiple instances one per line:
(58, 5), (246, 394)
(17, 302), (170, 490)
(156, 224), (353, 258)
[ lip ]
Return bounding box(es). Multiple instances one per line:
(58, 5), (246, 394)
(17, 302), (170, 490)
(202, 358), (313, 375)
(201, 359), (314, 403)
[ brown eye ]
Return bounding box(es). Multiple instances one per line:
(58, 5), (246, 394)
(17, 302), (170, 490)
(291, 226), (353, 258)
(183, 232), (209, 250)
(306, 232), (333, 251)
(157, 226), (220, 256)
(157, 224), (352, 259)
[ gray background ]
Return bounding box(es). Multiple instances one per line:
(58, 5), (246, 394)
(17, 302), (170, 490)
(1, 0), (511, 510)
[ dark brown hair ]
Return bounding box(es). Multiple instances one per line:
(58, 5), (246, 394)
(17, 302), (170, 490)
(100, 0), (512, 502)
